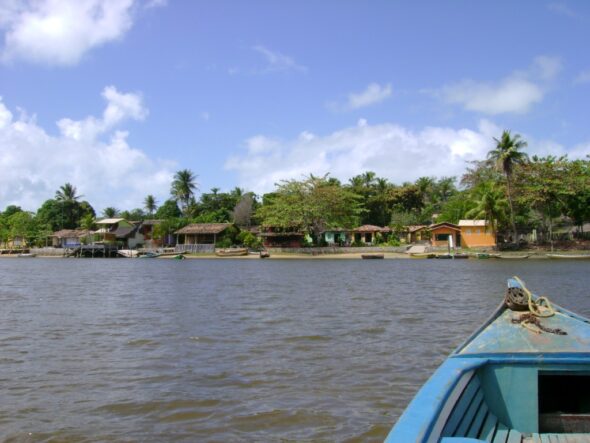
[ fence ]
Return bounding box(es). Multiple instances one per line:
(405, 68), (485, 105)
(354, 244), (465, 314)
(175, 244), (215, 253)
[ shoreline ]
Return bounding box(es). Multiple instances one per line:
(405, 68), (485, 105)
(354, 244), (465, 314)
(2, 249), (590, 260)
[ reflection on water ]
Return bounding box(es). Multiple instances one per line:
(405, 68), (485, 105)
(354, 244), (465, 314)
(0, 258), (588, 441)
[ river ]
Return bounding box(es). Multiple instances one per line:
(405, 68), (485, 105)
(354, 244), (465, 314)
(0, 258), (588, 442)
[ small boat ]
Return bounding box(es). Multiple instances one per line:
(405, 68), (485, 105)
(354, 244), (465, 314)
(435, 253), (470, 259)
(361, 254), (384, 259)
(215, 247), (249, 257)
(410, 253), (436, 259)
(497, 254), (530, 259)
(386, 277), (590, 442)
(546, 254), (590, 260)
(173, 254), (185, 260)
(117, 249), (139, 258)
(476, 252), (500, 259)
(260, 251), (270, 259)
(139, 251), (160, 258)
(17, 253), (36, 258)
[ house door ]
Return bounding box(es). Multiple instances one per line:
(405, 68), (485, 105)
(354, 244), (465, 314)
(455, 234), (461, 247)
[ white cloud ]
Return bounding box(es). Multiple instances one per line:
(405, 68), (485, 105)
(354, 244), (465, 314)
(441, 56), (561, 115)
(225, 119), (498, 193)
(330, 83), (392, 111)
(0, 89), (174, 212)
(0, 0), (142, 66)
(252, 45), (307, 73)
(225, 119), (590, 194)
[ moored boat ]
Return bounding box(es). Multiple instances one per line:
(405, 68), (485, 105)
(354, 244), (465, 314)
(386, 277), (590, 442)
(434, 253), (470, 259)
(546, 253), (590, 260)
(476, 252), (500, 259)
(361, 253), (384, 259)
(410, 253), (436, 259)
(139, 251), (160, 258)
(497, 254), (530, 259)
(215, 247), (248, 257)
(259, 251), (270, 259)
(17, 253), (36, 258)
(117, 249), (139, 258)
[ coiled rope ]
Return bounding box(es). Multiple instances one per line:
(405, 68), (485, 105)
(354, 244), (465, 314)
(505, 276), (566, 335)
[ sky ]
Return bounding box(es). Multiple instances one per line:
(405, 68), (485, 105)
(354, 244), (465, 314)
(1, 0), (590, 212)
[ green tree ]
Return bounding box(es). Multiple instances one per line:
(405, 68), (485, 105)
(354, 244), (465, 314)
(487, 130), (528, 242)
(155, 199), (182, 219)
(258, 174), (362, 241)
(465, 181), (507, 240)
(171, 169), (199, 216)
(144, 195), (157, 217)
(102, 207), (118, 218)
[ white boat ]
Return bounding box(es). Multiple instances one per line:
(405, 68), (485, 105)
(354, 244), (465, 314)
(117, 249), (139, 258)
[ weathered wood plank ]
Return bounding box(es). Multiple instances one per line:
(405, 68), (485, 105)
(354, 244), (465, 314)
(479, 412), (498, 442)
(442, 376), (482, 436)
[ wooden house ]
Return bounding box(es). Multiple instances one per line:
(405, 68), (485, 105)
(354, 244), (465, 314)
(321, 228), (351, 246)
(458, 219), (496, 248)
(260, 227), (305, 248)
(405, 225), (430, 244)
(353, 225), (389, 245)
(175, 223), (232, 252)
(51, 229), (90, 248)
(429, 222), (462, 247)
(139, 220), (163, 248)
(95, 218), (144, 248)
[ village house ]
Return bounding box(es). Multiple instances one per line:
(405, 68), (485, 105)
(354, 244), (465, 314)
(321, 228), (350, 246)
(405, 225), (430, 244)
(429, 222), (462, 247)
(175, 223), (233, 253)
(95, 218), (144, 249)
(353, 225), (390, 245)
(50, 229), (90, 248)
(260, 227), (305, 248)
(138, 220), (163, 249)
(458, 219), (496, 248)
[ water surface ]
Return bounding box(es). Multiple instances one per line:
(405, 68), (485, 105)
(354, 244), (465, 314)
(0, 258), (588, 442)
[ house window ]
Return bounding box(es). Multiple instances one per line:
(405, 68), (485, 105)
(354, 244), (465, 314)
(476, 229), (481, 234)
(466, 228), (472, 234)
(435, 233), (450, 241)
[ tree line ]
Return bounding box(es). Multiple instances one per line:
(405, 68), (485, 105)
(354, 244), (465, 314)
(1, 130), (589, 248)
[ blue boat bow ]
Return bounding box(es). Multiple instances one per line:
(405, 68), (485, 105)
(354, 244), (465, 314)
(385, 278), (590, 443)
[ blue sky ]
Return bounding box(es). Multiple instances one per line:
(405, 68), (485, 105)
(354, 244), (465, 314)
(1, 0), (589, 212)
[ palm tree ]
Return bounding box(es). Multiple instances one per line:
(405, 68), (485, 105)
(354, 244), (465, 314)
(487, 130), (528, 242)
(55, 183), (82, 203)
(102, 207), (118, 218)
(171, 169), (198, 216)
(55, 183), (83, 229)
(466, 181), (507, 241)
(144, 195), (157, 217)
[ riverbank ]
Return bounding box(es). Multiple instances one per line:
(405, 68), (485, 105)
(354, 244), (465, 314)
(4, 248), (590, 259)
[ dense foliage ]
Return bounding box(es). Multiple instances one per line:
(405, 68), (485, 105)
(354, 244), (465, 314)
(2, 130), (590, 248)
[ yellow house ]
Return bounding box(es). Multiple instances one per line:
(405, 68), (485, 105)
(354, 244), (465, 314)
(429, 222), (462, 247)
(458, 220), (496, 248)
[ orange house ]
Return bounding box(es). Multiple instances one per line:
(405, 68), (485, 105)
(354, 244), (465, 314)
(429, 222), (461, 247)
(458, 220), (496, 248)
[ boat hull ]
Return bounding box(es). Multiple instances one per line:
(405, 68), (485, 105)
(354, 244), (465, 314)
(386, 278), (590, 442)
(215, 248), (248, 257)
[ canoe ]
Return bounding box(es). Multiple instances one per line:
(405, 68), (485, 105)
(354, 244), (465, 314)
(215, 247), (248, 257)
(546, 254), (590, 260)
(139, 251), (160, 258)
(410, 253), (436, 259)
(497, 254), (530, 259)
(361, 254), (384, 259)
(386, 277), (590, 442)
(477, 252), (500, 259)
(17, 253), (36, 258)
(435, 253), (470, 259)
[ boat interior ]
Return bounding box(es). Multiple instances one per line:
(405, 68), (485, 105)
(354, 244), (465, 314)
(438, 363), (590, 443)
